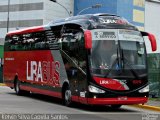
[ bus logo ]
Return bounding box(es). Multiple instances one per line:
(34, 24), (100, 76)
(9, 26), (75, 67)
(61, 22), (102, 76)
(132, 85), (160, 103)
(26, 61), (60, 86)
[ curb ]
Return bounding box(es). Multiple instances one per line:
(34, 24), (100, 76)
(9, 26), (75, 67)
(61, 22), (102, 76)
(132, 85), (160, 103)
(0, 83), (6, 86)
(130, 104), (160, 112)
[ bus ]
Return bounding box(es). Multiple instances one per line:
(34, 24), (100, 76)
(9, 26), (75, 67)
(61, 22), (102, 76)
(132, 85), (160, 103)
(3, 13), (157, 108)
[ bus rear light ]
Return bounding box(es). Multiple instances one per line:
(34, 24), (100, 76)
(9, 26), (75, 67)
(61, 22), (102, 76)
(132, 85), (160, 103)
(88, 85), (105, 93)
(139, 85), (149, 93)
(84, 30), (92, 49)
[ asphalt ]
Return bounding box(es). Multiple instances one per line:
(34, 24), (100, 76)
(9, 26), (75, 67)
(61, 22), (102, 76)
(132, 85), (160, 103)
(0, 83), (160, 112)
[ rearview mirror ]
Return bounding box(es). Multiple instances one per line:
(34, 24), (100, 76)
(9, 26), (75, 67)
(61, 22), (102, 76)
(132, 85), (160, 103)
(84, 30), (92, 49)
(141, 32), (157, 52)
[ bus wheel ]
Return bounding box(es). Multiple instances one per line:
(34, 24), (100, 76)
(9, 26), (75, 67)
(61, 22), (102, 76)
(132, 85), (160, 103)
(14, 80), (23, 95)
(110, 105), (122, 109)
(64, 86), (72, 107)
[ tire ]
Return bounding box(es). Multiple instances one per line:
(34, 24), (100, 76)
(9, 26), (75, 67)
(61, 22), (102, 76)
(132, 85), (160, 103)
(63, 86), (72, 107)
(110, 105), (122, 109)
(14, 80), (23, 95)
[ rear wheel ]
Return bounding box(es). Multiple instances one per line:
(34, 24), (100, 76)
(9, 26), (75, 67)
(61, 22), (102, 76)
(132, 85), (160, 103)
(14, 80), (23, 95)
(63, 86), (72, 107)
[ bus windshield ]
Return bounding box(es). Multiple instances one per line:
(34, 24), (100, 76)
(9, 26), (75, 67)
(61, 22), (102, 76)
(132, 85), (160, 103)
(90, 30), (147, 78)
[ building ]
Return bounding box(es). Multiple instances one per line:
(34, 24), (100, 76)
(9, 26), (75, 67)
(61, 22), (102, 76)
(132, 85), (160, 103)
(1, 0), (159, 53)
(74, 0), (145, 31)
(145, 0), (160, 53)
(145, 0), (160, 98)
(0, 0), (74, 43)
(0, 0), (74, 82)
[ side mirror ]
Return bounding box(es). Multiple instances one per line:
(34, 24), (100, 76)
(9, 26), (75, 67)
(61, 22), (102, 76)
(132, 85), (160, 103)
(141, 32), (157, 52)
(84, 30), (92, 49)
(148, 33), (157, 51)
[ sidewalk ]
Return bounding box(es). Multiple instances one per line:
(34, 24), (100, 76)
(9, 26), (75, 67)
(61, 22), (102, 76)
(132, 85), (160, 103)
(131, 100), (160, 112)
(147, 100), (160, 107)
(0, 83), (5, 86)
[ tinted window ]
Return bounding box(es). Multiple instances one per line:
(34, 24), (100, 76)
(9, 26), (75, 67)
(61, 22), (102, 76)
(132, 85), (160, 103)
(4, 31), (49, 51)
(60, 29), (86, 71)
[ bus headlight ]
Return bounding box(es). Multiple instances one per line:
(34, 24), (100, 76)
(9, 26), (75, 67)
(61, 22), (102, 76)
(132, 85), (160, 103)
(139, 85), (149, 93)
(88, 85), (105, 93)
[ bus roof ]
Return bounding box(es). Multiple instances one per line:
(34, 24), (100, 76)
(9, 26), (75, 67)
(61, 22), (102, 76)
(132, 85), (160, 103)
(6, 26), (45, 36)
(49, 13), (138, 31)
(49, 13), (118, 24)
(6, 13), (138, 37)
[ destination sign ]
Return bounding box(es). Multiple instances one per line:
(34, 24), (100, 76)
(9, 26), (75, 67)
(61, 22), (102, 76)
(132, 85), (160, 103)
(91, 29), (144, 42)
(91, 29), (118, 40)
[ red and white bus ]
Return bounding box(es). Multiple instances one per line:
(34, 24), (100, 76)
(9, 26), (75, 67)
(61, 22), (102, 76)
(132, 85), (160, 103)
(3, 13), (157, 108)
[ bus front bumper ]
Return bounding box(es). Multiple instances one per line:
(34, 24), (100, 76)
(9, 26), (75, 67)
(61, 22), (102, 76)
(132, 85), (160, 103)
(87, 97), (148, 105)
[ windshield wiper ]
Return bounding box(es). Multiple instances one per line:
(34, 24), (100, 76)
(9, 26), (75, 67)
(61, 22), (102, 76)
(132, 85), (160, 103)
(105, 42), (141, 79)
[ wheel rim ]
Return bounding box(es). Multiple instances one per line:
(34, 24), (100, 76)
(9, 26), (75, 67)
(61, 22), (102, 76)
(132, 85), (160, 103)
(65, 90), (71, 104)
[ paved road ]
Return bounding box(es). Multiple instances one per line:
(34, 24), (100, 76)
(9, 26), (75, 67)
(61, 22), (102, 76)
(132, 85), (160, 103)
(0, 86), (159, 120)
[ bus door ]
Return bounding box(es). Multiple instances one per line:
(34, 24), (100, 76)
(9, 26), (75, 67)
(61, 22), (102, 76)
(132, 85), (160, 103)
(60, 28), (87, 103)
(75, 36), (87, 104)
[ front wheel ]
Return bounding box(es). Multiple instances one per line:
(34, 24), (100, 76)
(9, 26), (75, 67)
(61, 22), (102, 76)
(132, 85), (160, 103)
(63, 86), (72, 107)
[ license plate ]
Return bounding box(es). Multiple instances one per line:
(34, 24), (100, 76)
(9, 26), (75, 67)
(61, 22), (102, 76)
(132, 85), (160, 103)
(118, 96), (128, 100)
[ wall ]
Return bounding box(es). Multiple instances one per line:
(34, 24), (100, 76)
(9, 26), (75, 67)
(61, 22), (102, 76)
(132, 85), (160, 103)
(74, 0), (145, 30)
(145, 1), (160, 53)
(0, 0), (74, 42)
(117, 0), (145, 31)
(0, 0), (74, 82)
(145, 1), (160, 98)
(74, 0), (117, 15)
(44, 0), (74, 24)
(0, 0), (44, 45)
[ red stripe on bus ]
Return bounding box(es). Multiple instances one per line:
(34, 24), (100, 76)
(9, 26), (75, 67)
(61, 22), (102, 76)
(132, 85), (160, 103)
(71, 96), (79, 102)
(79, 97), (88, 104)
(72, 96), (88, 104)
(93, 77), (126, 90)
(7, 26), (44, 36)
(20, 85), (62, 98)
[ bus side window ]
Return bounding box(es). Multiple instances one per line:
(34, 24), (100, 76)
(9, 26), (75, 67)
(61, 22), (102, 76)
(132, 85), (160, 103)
(10, 35), (20, 51)
(4, 36), (11, 51)
(22, 32), (47, 50)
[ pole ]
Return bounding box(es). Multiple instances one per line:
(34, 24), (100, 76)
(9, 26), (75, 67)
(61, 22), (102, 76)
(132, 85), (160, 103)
(77, 4), (102, 15)
(7, 0), (10, 33)
(77, 7), (92, 15)
(50, 0), (71, 16)
(56, 2), (71, 16)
